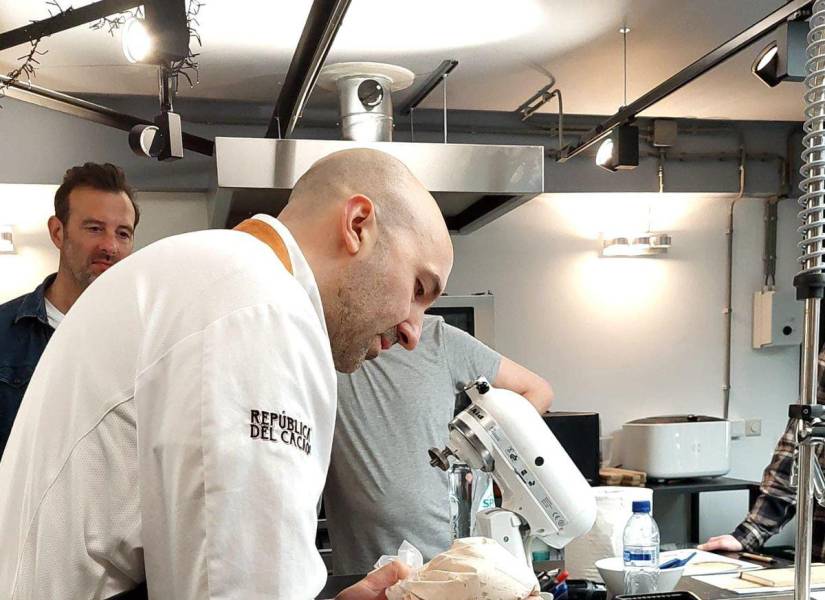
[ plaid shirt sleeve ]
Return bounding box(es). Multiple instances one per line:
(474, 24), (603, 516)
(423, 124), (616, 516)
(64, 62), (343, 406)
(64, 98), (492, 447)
(732, 418), (798, 550)
(731, 352), (825, 552)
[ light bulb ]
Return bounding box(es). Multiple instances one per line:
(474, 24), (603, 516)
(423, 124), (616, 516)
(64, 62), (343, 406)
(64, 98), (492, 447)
(122, 18), (152, 64)
(755, 44), (778, 72)
(595, 138), (614, 167)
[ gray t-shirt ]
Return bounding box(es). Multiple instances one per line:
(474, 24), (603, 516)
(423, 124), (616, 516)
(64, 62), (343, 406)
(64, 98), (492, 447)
(324, 315), (501, 575)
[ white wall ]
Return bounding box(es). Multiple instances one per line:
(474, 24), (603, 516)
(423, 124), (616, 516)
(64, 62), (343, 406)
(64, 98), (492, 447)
(133, 192), (209, 249)
(0, 186), (208, 303)
(446, 192), (801, 543)
(0, 184), (59, 301)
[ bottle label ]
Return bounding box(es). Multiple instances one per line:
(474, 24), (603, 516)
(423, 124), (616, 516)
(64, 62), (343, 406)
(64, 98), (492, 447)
(624, 550), (654, 562)
(479, 479), (495, 511)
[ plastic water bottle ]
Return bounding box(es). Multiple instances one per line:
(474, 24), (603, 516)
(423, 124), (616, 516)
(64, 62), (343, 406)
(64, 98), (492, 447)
(622, 500), (660, 595)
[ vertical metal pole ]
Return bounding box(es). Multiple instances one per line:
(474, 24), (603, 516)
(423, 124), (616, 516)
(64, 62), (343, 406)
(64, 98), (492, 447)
(158, 66), (174, 113)
(795, 298), (819, 600)
(623, 28), (628, 107)
(796, 279), (817, 588)
(794, 7), (825, 599)
(442, 73), (448, 143)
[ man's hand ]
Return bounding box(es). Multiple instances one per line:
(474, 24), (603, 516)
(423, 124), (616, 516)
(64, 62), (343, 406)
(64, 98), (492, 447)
(698, 534), (744, 552)
(336, 561), (411, 600)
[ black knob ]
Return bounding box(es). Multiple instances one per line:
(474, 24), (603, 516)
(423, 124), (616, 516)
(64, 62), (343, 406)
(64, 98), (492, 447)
(783, 326), (793, 336)
(477, 380), (490, 394)
(428, 447), (450, 471)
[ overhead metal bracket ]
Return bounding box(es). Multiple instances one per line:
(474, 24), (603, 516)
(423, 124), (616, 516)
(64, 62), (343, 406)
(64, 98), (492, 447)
(264, 0), (352, 139)
(398, 59), (458, 116)
(558, 0), (814, 162)
(517, 81), (556, 120)
(0, 75), (214, 156)
(0, 0), (142, 52)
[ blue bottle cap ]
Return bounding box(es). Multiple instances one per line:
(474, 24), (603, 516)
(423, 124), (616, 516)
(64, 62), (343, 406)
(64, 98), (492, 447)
(632, 500), (651, 513)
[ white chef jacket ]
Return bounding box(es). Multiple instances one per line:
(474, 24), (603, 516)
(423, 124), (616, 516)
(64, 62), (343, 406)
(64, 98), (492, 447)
(0, 215), (336, 599)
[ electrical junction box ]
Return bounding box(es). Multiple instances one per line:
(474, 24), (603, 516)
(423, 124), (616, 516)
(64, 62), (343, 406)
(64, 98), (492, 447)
(653, 119), (677, 147)
(752, 290), (803, 349)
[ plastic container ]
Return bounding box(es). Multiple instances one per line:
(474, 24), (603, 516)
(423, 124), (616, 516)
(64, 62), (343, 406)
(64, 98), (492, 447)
(622, 500), (660, 594)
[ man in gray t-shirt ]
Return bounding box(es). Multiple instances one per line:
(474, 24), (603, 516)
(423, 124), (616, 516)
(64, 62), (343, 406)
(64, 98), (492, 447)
(324, 315), (553, 575)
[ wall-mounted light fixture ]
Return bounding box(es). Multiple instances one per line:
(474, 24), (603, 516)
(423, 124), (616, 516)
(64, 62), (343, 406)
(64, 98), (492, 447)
(601, 233), (671, 257)
(751, 20), (807, 87)
(0, 224), (15, 254)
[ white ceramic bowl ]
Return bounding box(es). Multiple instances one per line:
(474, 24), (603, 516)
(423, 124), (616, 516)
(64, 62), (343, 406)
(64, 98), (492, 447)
(595, 556), (685, 596)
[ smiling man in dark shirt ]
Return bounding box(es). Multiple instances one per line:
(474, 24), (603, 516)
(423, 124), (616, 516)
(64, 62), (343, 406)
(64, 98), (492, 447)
(0, 162), (139, 457)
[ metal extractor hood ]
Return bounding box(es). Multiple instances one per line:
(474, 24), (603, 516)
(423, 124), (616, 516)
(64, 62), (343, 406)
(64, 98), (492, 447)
(210, 61), (543, 234)
(209, 137), (544, 234)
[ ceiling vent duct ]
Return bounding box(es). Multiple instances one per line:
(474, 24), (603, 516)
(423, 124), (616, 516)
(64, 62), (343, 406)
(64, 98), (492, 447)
(320, 62), (415, 142)
(210, 62), (544, 234)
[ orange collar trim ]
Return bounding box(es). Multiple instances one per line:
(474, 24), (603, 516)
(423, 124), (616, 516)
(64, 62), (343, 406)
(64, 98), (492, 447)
(233, 218), (294, 275)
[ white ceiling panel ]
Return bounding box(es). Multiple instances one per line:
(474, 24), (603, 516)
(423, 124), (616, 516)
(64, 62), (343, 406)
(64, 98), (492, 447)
(0, 0), (806, 121)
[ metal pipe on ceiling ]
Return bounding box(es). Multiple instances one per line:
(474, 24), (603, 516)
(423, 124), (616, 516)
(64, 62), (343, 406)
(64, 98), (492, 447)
(264, 0), (352, 139)
(558, 0), (814, 163)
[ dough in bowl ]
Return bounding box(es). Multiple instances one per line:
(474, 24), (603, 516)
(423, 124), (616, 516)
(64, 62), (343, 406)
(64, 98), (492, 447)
(386, 537), (540, 600)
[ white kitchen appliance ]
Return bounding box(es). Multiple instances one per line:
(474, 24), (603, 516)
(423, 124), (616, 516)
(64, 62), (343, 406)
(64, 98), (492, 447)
(429, 378), (596, 565)
(621, 415), (731, 480)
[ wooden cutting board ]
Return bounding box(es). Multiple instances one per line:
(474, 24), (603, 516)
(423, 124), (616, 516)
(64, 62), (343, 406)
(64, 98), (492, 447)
(599, 467), (647, 487)
(740, 565), (825, 587)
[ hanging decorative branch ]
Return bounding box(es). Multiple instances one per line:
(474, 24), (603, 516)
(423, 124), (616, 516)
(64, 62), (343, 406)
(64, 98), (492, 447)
(0, 40), (48, 100)
(45, 0), (69, 18)
(0, 0), (205, 104)
(170, 0), (204, 88)
(89, 6), (143, 36)
(0, 0), (66, 101)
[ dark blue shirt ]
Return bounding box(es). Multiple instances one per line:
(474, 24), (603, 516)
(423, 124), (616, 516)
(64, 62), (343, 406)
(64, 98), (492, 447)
(0, 274), (56, 458)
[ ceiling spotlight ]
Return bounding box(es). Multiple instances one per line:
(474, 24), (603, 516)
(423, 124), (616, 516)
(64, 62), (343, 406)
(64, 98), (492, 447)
(122, 17), (152, 64)
(595, 124), (639, 172)
(751, 20), (807, 87)
(121, 2), (190, 65)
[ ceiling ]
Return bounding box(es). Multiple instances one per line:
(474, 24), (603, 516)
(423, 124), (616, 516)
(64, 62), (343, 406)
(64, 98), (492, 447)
(0, 0), (807, 122)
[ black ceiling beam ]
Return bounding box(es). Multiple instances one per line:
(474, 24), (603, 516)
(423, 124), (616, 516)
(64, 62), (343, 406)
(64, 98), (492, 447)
(444, 195), (511, 232)
(558, 0), (814, 162)
(0, 76), (214, 157)
(398, 59), (458, 116)
(0, 0), (142, 52)
(265, 0), (352, 139)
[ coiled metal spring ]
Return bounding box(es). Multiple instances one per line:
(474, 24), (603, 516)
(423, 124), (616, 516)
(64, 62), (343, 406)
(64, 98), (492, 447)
(799, 0), (825, 276)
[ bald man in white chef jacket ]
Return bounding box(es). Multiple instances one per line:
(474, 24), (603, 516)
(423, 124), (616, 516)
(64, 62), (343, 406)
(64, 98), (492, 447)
(0, 148), (454, 600)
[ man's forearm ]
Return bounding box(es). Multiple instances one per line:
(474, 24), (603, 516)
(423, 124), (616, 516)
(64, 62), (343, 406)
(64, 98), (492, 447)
(521, 379), (554, 414)
(493, 356), (554, 414)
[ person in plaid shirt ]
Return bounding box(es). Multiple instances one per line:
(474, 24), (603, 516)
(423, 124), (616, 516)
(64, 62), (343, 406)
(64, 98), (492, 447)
(699, 352), (825, 561)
